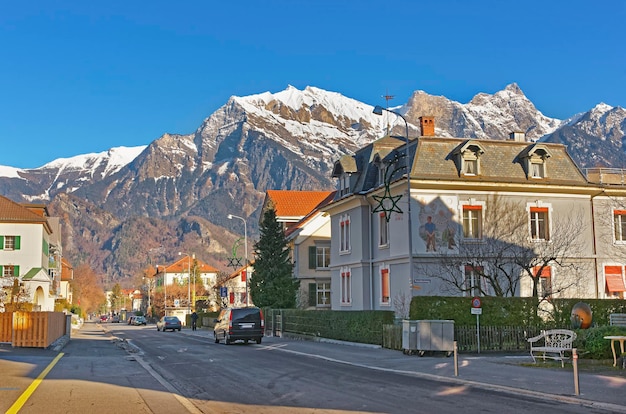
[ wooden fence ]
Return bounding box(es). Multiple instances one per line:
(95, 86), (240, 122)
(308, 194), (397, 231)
(0, 312), (69, 348)
(383, 324), (542, 353)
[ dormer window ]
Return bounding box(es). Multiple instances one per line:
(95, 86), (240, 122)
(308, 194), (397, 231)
(451, 140), (485, 177)
(339, 173), (350, 196)
(520, 144), (551, 180)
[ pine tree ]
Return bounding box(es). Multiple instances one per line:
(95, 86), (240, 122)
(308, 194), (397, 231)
(250, 208), (299, 308)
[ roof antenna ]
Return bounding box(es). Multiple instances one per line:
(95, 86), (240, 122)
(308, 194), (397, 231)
(382, 92), (394, 135)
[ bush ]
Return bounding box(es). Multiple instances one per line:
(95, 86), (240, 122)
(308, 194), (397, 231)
(575, 326), (626, 359)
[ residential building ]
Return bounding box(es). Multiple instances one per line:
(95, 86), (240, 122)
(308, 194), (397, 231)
(58, 257), (73, 304)
(324, 118), (626, 314)
(153, 256), (220, 317)
(0, 196), (61, 312)
(217, 262), (253, 308)
(261, 190), (335, 309)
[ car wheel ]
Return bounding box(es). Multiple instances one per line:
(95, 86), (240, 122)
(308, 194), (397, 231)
(157, 327), (160, 331)
(256, 337), (262, 344)
(178, 328), (181, 331)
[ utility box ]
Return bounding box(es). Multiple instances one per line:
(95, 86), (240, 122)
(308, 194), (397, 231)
(403, 320), (455, 356)
(402, 320), (419, 353)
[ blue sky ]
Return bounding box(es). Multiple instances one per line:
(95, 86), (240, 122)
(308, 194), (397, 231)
(2, 1), (625, 169)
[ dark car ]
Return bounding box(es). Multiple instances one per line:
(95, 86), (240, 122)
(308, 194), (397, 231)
(214, 307), (264, 345)
(157, 316), (182, 332)
(132, 316), (147, 326)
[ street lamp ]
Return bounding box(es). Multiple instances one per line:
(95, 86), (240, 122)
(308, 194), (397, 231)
(179, 252), (194, 315)
(227, 213), (248, 306)
(156, 265), (166, 316)
(373, 105), (414, 291)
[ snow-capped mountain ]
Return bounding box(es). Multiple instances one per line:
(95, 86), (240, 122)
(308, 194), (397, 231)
(0, 83), (623, 281)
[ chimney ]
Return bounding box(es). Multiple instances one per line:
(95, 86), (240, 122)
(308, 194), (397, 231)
(419, 116), (435, 136)
(509, 131), (526, 142)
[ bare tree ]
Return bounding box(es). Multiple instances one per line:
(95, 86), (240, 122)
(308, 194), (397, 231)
(420, 195), (589, 307)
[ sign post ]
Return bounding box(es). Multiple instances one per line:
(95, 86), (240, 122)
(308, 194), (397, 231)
(471, 297), (482, 354)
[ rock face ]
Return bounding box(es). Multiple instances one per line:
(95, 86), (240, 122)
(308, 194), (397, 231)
(1, 84), (624, 282)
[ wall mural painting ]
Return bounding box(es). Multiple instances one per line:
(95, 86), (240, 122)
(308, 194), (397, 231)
(416, 196), (459, 254)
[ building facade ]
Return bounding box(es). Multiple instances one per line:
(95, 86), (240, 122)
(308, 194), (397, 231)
(324, 119), (626, 314)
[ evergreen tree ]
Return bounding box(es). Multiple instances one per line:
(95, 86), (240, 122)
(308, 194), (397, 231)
(250, 208), (299, 308)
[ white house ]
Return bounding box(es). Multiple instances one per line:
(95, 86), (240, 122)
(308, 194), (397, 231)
(0, 196), (59, 311)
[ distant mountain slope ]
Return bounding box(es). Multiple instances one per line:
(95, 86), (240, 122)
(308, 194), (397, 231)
(1, 84), (624, 282)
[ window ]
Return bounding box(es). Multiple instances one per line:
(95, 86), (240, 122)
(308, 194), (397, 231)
(462, 206), (482, 239)
(464, 265), (483, 296)
(531, 161), (545, 178)
(463, 158), (478, 175)
(317, 282), (331, 306)
(339, 173), (350, 196)
(534, 266), (552, 298)
(381, 268), (390, 304)
(2, 265), (17, 278)
(316, 246), (330, 268)
(379, 213), (389, 246)
(340, 267), (351, 305)
(0, 236), (20, 251)
(339, 215), (351, 253)
(530, 207), (550, 241)
(614, 210), (626, 242)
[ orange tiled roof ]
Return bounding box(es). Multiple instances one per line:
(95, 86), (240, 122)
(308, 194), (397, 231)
(163, 256), (219, 274)
(0, 196), (49, 223)
(266, 190), (335, 219)
(61, 257), (73, 281)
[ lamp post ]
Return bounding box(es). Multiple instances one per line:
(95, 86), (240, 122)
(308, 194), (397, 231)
(178, 252), (194, 315)
(373, 105), (414, 291)
(227, 213), (248, 306)
(157, 265), (166, 316)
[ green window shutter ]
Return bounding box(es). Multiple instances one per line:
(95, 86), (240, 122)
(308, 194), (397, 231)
(14, 265), (19, 277)
(308, 283), (317, 306)
(0, 236), (4, 250)
(308, 246), (317, 269)
(0, 265), (3, 276)
(42, 239), (48, 254)
(14, 236), (20, 250)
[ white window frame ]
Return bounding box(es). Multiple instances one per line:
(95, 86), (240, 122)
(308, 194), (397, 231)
(534, 266), (553, 299)
(380, 266), (390, 305)
(379, 212), (389, 247)
(339, 214), (351, 253)
(340, 266), (352, 305)
(316, 245), (331, 268)
(462, 205), (483, 240)
(316, 282), (331, 307)
(613, 210), (626, 243)
(528, 203), (551, 242)
(530, 161), (545, 178)
(464, 265), (483, 297)
(3, 235), (16, 250)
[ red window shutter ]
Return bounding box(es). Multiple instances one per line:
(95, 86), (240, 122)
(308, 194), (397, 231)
(229, 292), (234, 304)
(605, 265), (623, 275)
(614, 210), (626, 215)
(530, 207), (549, 213)
(533, 266), (552, 277)
(241, 270), (246, 282)
(463, 205), (482, 211)
(381, 269), (389, 299)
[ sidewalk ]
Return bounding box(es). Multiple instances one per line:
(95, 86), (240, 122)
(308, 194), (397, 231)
(181, 327), (626, 413)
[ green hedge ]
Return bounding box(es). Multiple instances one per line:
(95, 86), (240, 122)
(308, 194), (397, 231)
(410, 296), (626, 327)
(265, 309), (395, 345)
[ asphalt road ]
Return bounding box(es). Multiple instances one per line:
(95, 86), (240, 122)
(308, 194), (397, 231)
(1, 321), (623, 414)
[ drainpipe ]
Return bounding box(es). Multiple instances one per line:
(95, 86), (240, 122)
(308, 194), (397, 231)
(590, 189), (605, 299)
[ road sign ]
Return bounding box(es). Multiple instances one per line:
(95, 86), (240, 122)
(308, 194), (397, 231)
(471, 297), (482, 308)
(220, 287), (228, 298)
(174, 299), (180, 308)
(471, 308), (483, 315)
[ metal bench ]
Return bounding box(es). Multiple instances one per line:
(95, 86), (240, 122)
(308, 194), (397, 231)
(527, 329), (576, 368)
(610, 313), (626, 327)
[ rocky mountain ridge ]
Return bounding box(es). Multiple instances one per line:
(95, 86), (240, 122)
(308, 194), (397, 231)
(1, 83), (625, 285)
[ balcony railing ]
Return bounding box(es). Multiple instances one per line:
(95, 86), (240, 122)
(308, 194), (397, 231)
(585, 168), (626, 185)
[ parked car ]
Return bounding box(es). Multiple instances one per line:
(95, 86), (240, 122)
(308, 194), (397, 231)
(214, 307), (264, 345)
(99, 315), (109, 323)
(110, 315), (120, 323)
(157, 316), (182, 332)
(132, 316), (147, 326)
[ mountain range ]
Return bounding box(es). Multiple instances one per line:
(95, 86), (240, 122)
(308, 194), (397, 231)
(1, 83), (625, 286)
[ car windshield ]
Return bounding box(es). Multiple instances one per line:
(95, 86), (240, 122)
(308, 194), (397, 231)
(165, 317), (179, 322)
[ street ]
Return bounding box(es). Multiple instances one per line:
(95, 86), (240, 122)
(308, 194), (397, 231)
(2, 321), (621, 413)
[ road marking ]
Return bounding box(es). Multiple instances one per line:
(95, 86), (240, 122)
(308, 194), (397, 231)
(6, 352), (64, 414)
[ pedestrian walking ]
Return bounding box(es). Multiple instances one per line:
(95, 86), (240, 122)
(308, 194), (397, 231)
(191, 311), (198, 331)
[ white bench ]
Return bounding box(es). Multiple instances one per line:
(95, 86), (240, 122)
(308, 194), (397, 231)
(528, 329), (577, 368)
(610, 313), (626, 327)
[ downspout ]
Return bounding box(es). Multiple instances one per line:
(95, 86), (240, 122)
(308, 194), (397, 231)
(365, 195), (375, 310)
(590, 189), (605, 299)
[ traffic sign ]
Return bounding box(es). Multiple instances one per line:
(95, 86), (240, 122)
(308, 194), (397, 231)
(471, 296), (482, 308)
(471, 308), (483, 315)
(220, 287), (228, 298)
